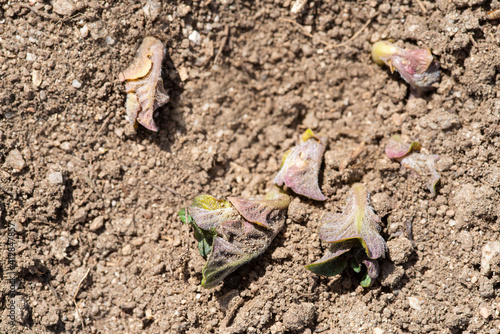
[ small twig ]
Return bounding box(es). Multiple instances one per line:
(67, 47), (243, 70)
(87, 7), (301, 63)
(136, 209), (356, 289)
(95, 112), (113, 136)
(416, 0), (428, 14)
(202, 0), (214, 7)
(214, 25), (230, 64)
(151, 183), (181, 196)
(325, 16), (375, 49)
(221, 296), (244, 328)
(281, 15), (376, 50)
(73, 268), (90, 329)
(339, 142), (365, 171)
(18, 3), (70, 22)
(405, 217), (414, 241)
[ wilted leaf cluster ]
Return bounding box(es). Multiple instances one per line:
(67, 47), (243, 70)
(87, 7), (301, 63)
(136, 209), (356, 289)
(180, 188), (290, 288)
(306, 183), (387, 287)
(371, 40), (440, 96)
(385, 135), (440, 197)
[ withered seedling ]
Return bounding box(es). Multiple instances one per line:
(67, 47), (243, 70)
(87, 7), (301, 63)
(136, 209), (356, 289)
(179, 187), (290, 288)
(274, 128), (327, 201)
(386, 135), (440, 196)
(119, 36), (169, 131)
(372, 41), (440, 96)
(306, 183), (386, 287)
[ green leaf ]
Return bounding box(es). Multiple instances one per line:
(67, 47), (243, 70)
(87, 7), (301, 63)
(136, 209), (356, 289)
(360, 273), (372, 287)
(302, 128), (320, 142)
(179, 207), (216, 259)
(178, 208), (192, 224)
(198, 239), (212, 259)
(305, 253), (349, 277)
(350, 258), (361, 273)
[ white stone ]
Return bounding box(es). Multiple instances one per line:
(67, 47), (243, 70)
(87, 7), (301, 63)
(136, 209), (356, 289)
(72, 79), (82, 88)
(80, 25), (89, 38)
(479, 306), (491, 319)
(48, 172), (63, 184)
(408, 296), (422, 310)
(188, 30), (201, 45)
(105, 36), (115, 45)
(26, 53), (36, 61)
(481, 241), (500, 275)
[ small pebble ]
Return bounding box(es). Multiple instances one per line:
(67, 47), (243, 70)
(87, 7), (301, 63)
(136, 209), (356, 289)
(188, 30), (201, 45)
(32, 70), (42, 87)
(80, 25), (89, 38)
(52, 0), (77, 16)
(73, 207), (88, 224)
(408, 296), (422, 310)
(122, 244), (132, 256)
(479, 306), (491, 319)
(26, 53), (36, 62)
(89, 216), (104, 231)
(481, 241), (500, 275)
(72, 79), (82, 88)
(48, 172), (63, 184)
(105, 36), (115, 45)
(143, 0), (162, 20)
(4, 149), (25, 172)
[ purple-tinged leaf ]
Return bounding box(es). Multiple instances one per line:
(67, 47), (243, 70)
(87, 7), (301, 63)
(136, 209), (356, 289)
(372, 41), (440, 93)
(228, 187), (290, 228)
(385, 135), (422, 159)
(202, 213), (285, 288)
(362, 258), (380, 279)
(186, 190), (288, 288)
(318, 183), (386, 259)
(188, 206), (240, 231)
(400, 153), (440, 197)
(188, 195), (238, 230)
(274, 129), (327, 201)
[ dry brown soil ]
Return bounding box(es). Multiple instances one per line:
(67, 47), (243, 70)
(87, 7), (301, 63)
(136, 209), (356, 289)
(1, 0), (500, 333)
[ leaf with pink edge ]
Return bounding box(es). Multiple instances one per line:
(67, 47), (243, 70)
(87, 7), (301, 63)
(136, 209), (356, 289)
(182, 190), (289, 288)
(228, 186), (290, 228)
(317, 183), (387, 259)
(372, 41), (440, 94)
(274, 129), (327, 201)
(385, 135), (422, 159)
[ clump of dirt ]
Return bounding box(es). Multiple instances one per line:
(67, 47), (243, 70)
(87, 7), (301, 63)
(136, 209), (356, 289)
(1, 1), (500, 333)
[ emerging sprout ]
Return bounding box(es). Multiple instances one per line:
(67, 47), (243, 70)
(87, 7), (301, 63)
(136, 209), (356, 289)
(385, 135), (440, 196)
(306, 183), (386, 287)
(372, 41), (440, 95)
(119, 36), (169, 131)
(274, 128), (327, 201)
(179, 187), (290, 288)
